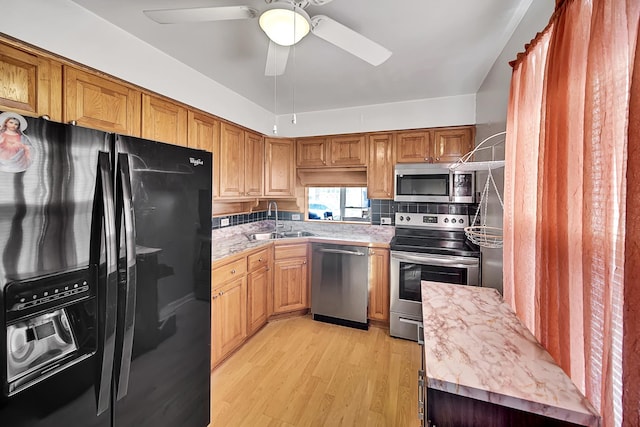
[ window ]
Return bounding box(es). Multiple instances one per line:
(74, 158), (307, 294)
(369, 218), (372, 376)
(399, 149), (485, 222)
(307, 187), (369, 222)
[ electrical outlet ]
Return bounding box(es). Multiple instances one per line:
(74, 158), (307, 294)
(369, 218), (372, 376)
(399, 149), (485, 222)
(291, 214), (301, 221)
(381, 217), (392, 225)
(220, 218), (230, 227)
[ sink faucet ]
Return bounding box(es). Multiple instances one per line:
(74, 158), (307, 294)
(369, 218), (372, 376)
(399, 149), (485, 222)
(267, 201), (279, 232)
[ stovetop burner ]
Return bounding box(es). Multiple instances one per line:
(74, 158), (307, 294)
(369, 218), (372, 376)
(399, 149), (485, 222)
(391, 213), (480, 258)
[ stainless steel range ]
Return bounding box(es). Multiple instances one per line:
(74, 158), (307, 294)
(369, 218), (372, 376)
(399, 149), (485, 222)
(389, 212), (481, 340)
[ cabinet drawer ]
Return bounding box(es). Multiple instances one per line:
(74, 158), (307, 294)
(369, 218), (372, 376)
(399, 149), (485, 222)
(274, 244), (307, 260)
(212, 258), (247, 288)
(248, 248), (269, 272)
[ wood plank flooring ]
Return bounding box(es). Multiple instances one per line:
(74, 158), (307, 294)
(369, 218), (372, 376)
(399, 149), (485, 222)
(211, 316), (422, 427)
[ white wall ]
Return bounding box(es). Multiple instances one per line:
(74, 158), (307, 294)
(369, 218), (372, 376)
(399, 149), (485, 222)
(474, 0), (554, 293)
(0, 0), (475, 137)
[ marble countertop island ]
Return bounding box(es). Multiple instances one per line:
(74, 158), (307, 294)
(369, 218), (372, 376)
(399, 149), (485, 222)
(421, 281), (600, 427)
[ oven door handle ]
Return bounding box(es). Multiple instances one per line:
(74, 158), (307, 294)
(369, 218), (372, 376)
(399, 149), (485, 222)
(392, 252), (478, 267)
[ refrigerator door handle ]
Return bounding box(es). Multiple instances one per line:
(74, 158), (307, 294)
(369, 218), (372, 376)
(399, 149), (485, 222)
(115, 153), (137, 401)
(95, 151), (118, 416)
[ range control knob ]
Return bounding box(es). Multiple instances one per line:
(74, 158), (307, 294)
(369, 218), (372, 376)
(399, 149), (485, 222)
(451, 218), (457, 224)
(399, 216), (404, 222)
(459, 219), (464, 224)
(444, 218), (449, 223)
(406, 216), (411, 222)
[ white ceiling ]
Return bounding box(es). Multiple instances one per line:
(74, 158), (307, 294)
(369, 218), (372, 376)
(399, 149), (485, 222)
(69, 0), (532, 115)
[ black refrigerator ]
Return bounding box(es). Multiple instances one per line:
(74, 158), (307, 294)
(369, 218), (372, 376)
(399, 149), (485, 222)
(0, 112), (211, 426)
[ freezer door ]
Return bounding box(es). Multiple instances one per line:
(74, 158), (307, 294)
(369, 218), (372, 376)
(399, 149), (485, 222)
(0, 113), (112, 427)
(114, 135), (211, 427)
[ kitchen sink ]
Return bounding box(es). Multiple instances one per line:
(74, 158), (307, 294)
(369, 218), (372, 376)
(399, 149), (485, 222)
(279, 231), (315, 238)
(245, 231), (315, 241)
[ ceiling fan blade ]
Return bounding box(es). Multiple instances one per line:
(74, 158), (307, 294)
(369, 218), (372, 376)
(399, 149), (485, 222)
(265, 41), (290, 76)
(310, 15), (392, 66)
(143, 6), (258, 24)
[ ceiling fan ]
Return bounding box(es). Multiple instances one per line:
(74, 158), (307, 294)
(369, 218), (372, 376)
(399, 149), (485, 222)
(143, 0), (392, 76)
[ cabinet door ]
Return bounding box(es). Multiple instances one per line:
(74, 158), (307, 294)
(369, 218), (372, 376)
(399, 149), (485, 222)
(65, 66), (141, 135)
(264, 138), (295, 197)
(0, 43), (62, 121)
(247, 266), (269, 335)
(296, 137), (327, 167)
(211, 276), (247, 367)
(244, 131), (264, 197)
(329, 134), (366, 166)
(188, 110), (219, 198)
(432, 127), (474, 163)
(395, 130), (432, 163)
(219, 122), (245, 197)
(368, 248), (390, 322)
(367, 133), (394, 199)
(273, 258), (308, 314)
(142, 94), (188, 146)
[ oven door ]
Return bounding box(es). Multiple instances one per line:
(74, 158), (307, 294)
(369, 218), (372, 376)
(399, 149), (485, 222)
(390, 251), (480, 317)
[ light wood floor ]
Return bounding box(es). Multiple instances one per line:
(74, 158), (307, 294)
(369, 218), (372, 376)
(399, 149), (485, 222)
(211, 316), (422, 427)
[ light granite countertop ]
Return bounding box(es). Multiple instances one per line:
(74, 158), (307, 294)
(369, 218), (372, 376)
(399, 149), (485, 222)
(211, 220), (394, 262)
(421, 281), (600, 427)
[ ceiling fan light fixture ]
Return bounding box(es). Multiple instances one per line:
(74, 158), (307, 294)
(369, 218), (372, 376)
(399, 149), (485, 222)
(259, 7), (310, 46)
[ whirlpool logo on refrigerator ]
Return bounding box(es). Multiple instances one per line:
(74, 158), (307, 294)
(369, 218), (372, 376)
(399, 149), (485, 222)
(189, 157), (204, 167)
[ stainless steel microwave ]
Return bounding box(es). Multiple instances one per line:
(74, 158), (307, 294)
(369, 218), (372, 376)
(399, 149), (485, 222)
(394, 163), (475, 203)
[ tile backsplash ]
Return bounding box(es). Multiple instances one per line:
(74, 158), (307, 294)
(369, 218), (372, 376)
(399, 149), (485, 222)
(213, 200), (479, 229)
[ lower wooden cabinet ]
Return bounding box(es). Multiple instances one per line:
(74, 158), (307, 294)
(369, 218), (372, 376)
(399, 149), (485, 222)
(211, 275), (246, 368)
(368, 247), (390, 322)
(247, 247), (271, 336)
(273, 243), (309, 314)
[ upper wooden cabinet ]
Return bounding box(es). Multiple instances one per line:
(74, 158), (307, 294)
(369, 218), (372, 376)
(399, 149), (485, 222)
(432, 127), (474, 163)
(328, 135), (367, 166)
(141, 94), (187, 146)
(218, 122), (264, 198)
(0, 43), (62, 121)
(395, 130), (433, 163)
(296, 136), (328, 167)
(367, 132), (394, 199)
(64, 66), (141, 135)
(188, 110), (219, 198)
(296, 134), (366, 168)
(264, 138), (295, 197)
(395, 126), (474, 163)
(244, 130), (264, 197)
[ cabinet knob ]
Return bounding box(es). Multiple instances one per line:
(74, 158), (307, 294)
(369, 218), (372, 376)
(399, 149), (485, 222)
(259, 258), (263, 262)
(369, 249), (375, 255)
(212, 295), (218, 300)
(219, 291), (224, 296)
(231, 269), (236, 274)
(303, 260), (307, 264)
(436, 157), (440, 161)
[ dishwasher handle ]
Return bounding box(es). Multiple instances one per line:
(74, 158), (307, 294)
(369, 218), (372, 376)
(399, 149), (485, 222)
(317, 248), (367, 256)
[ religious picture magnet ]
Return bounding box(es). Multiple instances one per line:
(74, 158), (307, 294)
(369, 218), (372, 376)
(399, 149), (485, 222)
(0, 111), (34, 173)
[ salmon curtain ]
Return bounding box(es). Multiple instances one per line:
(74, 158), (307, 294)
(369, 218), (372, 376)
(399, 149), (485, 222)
(503, 0), (640, 426)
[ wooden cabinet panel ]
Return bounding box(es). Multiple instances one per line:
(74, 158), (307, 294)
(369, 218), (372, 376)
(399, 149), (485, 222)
(211, 276), (247, 367)
(367, 133), (394, 199)
(329, 135), (366, 166)
(395, 130), (432, 163)
(0, 43), (62, 121)
(188, 110), (219, 197)
(64, 66), (140, 135)
(273, 243), (308, 314)
(219, 122), (245, 197)
(142, 94), (187, 146)
(432, 127), (474, 163)
(247, 265), (269, 335)
(212, 258), (246, 288)
(247, 248), (270, 272)
(368, 248), (390, 322)
(244, 131), (264, 196)
(273, 257), (308, 314)
(264, 138), (295, 197)
(296, 137), (327, 167)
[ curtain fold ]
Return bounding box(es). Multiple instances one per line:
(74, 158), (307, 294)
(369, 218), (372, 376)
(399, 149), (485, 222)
(503, 0), (639, 425)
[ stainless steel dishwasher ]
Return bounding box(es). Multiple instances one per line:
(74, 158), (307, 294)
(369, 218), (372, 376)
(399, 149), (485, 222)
(311, 243), (369, 330)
